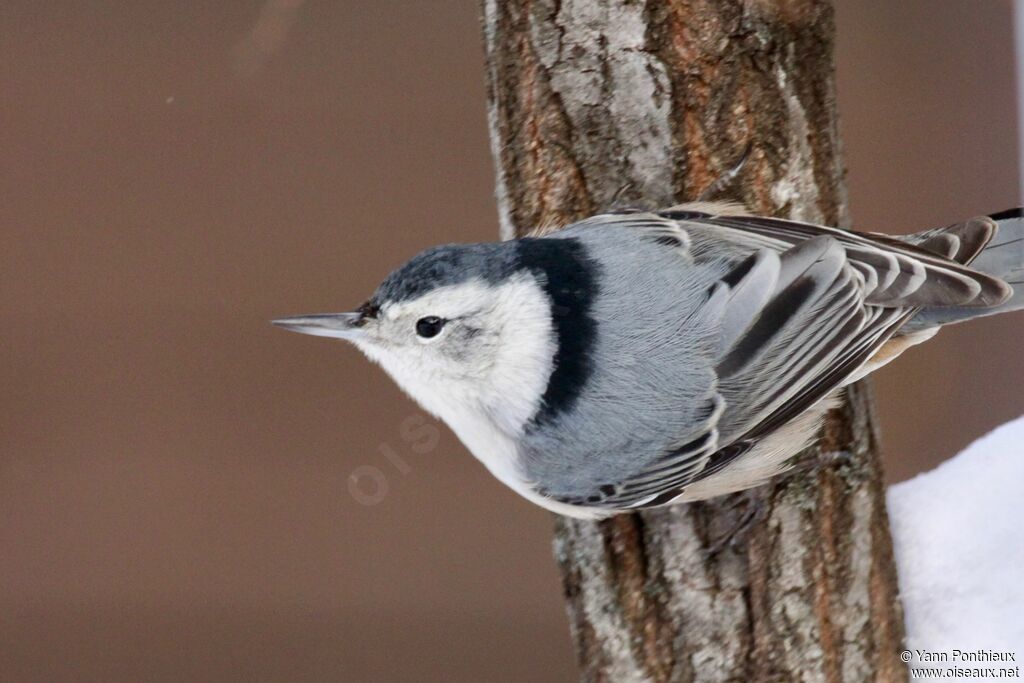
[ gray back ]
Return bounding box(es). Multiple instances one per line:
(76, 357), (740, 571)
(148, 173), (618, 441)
(517, 224), (726, 499)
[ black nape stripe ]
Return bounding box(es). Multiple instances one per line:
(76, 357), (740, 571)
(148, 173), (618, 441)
(516, 237), (600, 428)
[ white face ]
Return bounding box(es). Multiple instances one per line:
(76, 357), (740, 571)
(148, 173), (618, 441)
(350, 274), (557, 438)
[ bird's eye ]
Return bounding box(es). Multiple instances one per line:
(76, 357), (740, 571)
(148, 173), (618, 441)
(415, 316), (446, 339)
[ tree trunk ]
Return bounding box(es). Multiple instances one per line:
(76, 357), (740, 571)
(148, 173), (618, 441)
(481, 1), (907, 681)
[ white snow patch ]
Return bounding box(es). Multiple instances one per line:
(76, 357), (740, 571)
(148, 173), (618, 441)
(889, 415), (1024, 673)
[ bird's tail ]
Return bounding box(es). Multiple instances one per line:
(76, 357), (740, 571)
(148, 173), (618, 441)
(902, 209), (1024, 331)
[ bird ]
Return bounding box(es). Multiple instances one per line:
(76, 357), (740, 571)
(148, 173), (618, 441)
(273, 203), (1024, 519)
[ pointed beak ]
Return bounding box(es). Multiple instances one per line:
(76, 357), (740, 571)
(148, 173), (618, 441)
(271, 312), (367, 340)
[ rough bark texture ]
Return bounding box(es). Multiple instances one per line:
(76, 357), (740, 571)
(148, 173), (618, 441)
(481, 1), (907, 681)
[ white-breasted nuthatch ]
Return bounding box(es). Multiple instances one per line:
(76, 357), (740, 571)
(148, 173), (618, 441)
(274, 204), (1024, 518)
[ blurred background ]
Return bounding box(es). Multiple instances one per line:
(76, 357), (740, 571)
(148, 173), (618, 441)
(1, 1), (1021, 680)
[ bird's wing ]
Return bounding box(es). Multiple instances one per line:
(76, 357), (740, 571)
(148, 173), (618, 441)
(665, 207), (1009, 307)
(672, 207), (1009, 439)
(541, 207), (1008, 511)
(554, 230), (880, 510)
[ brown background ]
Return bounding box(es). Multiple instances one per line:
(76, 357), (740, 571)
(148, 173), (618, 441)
(2, 1), (1021, 681)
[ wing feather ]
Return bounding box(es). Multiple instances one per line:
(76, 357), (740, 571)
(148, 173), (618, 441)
(678, 211), (1010, 308)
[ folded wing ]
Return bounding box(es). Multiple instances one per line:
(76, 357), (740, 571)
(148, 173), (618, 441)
(543, 207), (1009, 510)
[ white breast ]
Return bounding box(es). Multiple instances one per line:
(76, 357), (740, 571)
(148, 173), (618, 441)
(355, 275), (559, 501)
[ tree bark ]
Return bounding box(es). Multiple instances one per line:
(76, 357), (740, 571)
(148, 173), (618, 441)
(481, 1), (907, 681)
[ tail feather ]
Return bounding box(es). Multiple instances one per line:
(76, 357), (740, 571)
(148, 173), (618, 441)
(903, 209), (1024, 331)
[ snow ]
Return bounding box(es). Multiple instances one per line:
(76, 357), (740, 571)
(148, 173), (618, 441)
(888, 415), (1024, 669)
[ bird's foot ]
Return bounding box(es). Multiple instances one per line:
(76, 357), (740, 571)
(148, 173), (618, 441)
(705, 490), (769, 557)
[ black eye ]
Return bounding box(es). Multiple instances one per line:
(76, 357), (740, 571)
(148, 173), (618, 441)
(415, 316), (445, 339)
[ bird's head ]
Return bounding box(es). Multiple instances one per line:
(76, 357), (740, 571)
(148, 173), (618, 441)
(273, 242), (563, 435)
